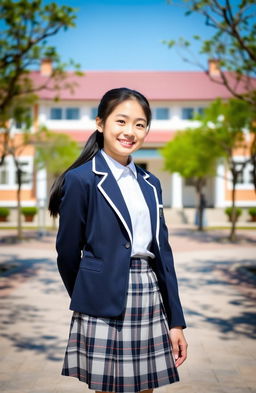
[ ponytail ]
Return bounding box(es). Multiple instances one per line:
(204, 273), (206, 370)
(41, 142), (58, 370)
(48, 130), (103, 218)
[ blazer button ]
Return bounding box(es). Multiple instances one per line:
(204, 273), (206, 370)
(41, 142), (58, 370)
(124, 242), (131, 249)
(166, 266), (170, 272)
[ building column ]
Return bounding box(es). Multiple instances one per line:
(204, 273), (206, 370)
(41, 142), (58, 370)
(36, 168), (47, 205)
(214, 160), (225, 207)
(171, 172), (183, 208)
(36, 168), (47, 231)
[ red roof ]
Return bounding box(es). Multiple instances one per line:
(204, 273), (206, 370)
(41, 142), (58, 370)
(31, 71), (255, 102)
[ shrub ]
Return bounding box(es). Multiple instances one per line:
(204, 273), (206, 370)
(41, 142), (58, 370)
(0, 207), (10, 217)
(21, 207), (38, 216)
(248, 207), (256, 217)
(225, 207), (242, 220)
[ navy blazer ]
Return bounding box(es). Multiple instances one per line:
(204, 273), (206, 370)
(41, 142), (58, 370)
(56, 150), (186, 329)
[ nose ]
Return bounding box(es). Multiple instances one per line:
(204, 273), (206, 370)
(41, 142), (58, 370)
(123, 124), (134, 137)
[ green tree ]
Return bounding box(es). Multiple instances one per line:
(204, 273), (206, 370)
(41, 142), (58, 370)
(35, 127), (80, 228)
(160, 127), (221, 231)
(199, 98), (255, 241)
(164, 0), (256, 191)
(165, 0), (256, 105)
(3, 108), (34, 239)
(0, 0), (81, 238)
(0, 0), (80, 161)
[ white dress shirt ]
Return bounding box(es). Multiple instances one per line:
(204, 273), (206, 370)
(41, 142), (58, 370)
(100, 149), (155, 259)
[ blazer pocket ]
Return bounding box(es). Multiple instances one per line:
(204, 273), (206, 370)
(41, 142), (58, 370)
(80, 257), (103, 272)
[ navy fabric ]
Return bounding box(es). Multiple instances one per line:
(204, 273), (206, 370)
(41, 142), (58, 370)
(56, 150), (186, 329)
(61, 258), (179, 392)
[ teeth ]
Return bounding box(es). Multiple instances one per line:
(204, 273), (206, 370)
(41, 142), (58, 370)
(119, 139), (133, 145)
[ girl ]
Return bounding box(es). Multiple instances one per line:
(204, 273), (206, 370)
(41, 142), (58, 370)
(49, 87), (187, 393)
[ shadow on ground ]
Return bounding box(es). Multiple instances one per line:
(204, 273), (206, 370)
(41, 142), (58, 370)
(171, 228), (256, 245)
(0, 255), (67, 362)
(180, 256), (256, 339)
(0, 244), (255, 360)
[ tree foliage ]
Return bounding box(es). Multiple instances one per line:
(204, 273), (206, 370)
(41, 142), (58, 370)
(35, 127), (80, 178)
(197, 98), (254, 240)
(0, 0), (80, 239)
(161, 97), (254, 239)
(160, 127), (221, 230)
(199, 98), (255, 160)
(0, 0), (79, 112)
(0, 0), (80, 162)
(161, 127), (220, 181)
(165, 0), (256, 105)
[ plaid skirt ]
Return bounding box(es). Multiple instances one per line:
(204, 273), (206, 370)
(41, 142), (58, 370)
(61, 257), (179, 392)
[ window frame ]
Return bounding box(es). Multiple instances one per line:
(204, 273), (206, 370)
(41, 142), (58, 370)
(181, 107), (195, 120)
(65, 107), (80, 120)
(153, 107), (170, 120)
(50, 107), (63, 120)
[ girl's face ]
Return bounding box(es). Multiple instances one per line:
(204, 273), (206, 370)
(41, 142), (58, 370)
(96, 99), (149, 166)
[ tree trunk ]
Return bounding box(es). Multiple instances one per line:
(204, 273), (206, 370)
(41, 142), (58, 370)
(195, 179), (205, 231)
(250, 131), (256, 193)
(229, 172), (237, 242)
(16, 167), (23, 240)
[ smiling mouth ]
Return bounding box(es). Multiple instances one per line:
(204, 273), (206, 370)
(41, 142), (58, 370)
(118, 139), (136, 147)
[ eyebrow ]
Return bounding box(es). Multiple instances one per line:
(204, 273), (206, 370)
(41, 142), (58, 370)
(115, 113), (147, 123)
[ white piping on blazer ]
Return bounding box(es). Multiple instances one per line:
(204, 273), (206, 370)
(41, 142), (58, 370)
(92, 157), (133, 245)
(141, 170), (161, 251)
(92, 157), (160, 251)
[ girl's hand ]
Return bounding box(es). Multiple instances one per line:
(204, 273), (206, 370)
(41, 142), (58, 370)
(169, 326), (188, 367)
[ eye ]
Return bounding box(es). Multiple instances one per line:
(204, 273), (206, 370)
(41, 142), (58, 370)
(137, 123), (146, 128)
(117, 119), (125, 124)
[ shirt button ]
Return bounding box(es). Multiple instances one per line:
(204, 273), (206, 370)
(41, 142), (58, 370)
(124, 242), (131, 249)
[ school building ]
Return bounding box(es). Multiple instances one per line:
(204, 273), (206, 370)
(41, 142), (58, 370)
(0, 60), (255, 218)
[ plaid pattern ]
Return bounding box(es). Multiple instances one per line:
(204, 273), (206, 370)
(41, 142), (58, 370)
(61, 257), (179, 392)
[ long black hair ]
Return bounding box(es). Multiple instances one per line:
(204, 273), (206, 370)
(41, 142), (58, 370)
(48, 87), (152, 217)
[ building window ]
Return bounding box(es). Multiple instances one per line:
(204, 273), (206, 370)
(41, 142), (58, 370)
(15, 162), (31, 184)
(90, 107), (98, 119)
(14, 108), (32, 130)
(197, 107), (205, 116)
(153, 107), (170, 120)
(249, 170), (254, 184)
(50, 108), (62, 120)
(182, 107), (194, 120)
(237, 171), (244, 184)
(66, 107), (80, 120)
(0, 164), (8, 185)
(50, 107), (80, 120)
(15, 120), (22, 129)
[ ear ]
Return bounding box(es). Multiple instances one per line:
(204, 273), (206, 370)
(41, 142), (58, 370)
(96, 117), (103, 133)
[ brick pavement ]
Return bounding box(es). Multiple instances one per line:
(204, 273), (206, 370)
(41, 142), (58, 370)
(0, 228), (255, 393)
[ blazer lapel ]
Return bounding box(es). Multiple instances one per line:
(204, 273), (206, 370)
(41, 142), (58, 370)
(92, 151), (133, 244)
(136, 167), (160, 250)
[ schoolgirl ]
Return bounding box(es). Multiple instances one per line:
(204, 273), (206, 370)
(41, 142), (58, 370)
(48, 87), (188, 393)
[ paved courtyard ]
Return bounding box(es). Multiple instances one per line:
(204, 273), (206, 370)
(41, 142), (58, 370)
(0, 227), (255, 393)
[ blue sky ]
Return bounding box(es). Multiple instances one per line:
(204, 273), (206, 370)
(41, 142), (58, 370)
(48, 0), (213, 71)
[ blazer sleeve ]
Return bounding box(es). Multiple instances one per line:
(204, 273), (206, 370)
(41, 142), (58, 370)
(56, 170), (87, 297)
(157, 178), (187, 329)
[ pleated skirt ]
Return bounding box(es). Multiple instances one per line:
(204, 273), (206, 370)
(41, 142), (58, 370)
(61, 257), (179, 392)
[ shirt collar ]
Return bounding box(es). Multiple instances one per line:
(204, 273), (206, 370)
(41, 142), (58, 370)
(100, 149), (137, 181)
